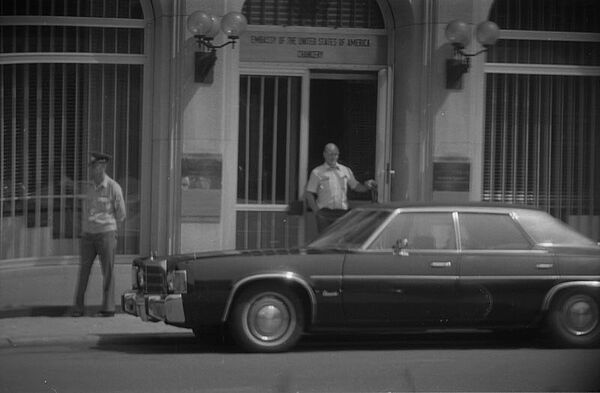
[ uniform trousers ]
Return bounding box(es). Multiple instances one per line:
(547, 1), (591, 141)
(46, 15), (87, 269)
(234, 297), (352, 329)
(315, 208), (348, 233)
(74, 231), (117, 313)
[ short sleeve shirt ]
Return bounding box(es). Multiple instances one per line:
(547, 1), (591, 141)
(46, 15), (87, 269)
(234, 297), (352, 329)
(82, 175), (126, 234)
(305, 163), (359, 210)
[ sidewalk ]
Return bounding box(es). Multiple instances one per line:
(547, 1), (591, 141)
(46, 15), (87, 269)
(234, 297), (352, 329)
(0, 257), (192, 348)
(0, 256), (134, 318)
(0, 314), (190, 348)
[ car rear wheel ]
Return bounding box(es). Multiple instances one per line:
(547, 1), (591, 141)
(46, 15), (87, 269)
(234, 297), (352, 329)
(230, 285), (304, 352)
(548, 290), (600, 347)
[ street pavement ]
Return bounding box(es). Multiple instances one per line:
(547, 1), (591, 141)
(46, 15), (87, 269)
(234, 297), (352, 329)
(0, 314), (190, 348)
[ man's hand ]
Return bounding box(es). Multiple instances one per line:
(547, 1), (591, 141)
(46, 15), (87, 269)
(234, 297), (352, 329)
(304, 191), (320, 213)
(364, 179), (377, 190)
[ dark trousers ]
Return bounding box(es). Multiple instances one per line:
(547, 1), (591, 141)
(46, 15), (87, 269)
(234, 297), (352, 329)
(74, 231), (117, 313)
(315, 208), (348, 233)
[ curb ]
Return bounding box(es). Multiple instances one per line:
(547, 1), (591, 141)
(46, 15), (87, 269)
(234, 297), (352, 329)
(1, 334), (101, 349)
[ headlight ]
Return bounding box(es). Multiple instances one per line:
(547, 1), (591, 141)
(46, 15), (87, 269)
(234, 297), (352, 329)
(137, 268), (145, 288)
(167, 270), (187, 294)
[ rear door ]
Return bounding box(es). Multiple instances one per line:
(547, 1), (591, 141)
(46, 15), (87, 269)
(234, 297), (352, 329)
(342, 211), (459, 326)
(456, 212), (558, 326)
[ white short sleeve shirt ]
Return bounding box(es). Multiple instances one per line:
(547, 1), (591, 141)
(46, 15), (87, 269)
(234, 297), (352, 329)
(305, 163), (359, 210)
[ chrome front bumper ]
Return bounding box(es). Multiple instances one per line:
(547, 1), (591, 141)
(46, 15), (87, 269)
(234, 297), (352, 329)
(121, 291), (186, 324)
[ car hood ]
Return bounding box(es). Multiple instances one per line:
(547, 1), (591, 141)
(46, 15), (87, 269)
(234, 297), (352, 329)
(134, 247), (347, 270)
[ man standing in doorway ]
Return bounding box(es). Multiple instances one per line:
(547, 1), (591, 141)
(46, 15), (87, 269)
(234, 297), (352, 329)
(305, 143), (376, 233)
(72, 152), (126, 317)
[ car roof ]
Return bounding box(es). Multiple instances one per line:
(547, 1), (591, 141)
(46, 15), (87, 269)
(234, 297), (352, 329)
(355, 201), (542, 213)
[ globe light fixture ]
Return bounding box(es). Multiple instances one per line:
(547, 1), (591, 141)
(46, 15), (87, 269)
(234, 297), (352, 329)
(187, 10), (248, 83)
(445, 20), (500, 89)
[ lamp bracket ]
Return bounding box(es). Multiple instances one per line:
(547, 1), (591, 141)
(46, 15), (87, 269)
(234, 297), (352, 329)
(196, 36), (239, 50)
(453, 45), (489, 58)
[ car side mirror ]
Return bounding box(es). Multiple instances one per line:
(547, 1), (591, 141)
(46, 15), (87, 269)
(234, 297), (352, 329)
(393, 238), (409, 256)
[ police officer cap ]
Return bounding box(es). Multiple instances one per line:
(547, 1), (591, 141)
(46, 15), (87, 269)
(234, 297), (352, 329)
(89, 151), (111, 165)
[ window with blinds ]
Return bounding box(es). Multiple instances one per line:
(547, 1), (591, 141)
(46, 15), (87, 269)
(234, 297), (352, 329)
(242, 0), (384, 28)
(484, 0), (600, 240)
(483, 74), (599, 210)
(490, 0), (598, 32)
(1, 0), (144, 259)
(0, 0), (143, 18)
(1, 25), (145, 54)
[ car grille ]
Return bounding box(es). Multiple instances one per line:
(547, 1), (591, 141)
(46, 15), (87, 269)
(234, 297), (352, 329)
(144, 264), (166, 294)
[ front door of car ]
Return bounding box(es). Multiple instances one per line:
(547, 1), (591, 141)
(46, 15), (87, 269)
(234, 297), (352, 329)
(342, 212), (459, 326)
(455, 212), (558, 326)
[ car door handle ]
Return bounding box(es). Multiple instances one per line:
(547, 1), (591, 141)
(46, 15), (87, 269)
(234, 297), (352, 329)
(430, 261), (452, 268)
(536, 263), (554, 270)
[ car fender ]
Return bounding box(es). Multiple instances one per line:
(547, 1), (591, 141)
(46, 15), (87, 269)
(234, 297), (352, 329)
(541, 281), (600, 310)
(221, 272), (318, 324)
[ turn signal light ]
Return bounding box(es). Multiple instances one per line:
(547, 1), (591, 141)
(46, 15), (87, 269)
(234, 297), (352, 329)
(167, 270), (187, 294)
(131, 266), (139, 289)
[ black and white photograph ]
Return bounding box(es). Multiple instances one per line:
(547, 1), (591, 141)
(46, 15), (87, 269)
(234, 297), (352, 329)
(1, 0), (599, 392)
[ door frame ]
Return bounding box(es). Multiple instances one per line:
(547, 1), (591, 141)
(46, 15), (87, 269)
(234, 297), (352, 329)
(237, 64), (392, 247)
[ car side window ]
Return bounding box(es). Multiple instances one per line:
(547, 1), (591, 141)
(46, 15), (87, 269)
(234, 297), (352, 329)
(459, 213), (532, 250)
(370, 212), (456, 250)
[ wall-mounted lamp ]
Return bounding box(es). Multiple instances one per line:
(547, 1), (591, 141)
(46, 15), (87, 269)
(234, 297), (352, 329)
(445, 20), (500, 89)
(187, 10), (248, 83)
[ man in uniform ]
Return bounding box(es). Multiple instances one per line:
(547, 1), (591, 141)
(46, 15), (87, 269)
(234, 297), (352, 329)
(72, 152), (126, 317)
(305, 143), (376, 233)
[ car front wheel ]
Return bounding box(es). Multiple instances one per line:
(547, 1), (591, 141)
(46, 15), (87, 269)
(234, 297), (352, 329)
(548, 290), (600, 347)
(230, 285), (304, 352)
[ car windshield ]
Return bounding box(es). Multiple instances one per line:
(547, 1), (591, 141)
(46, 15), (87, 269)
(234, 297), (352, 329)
(307, 209), (392, 249)
(515, 210), (598, 247)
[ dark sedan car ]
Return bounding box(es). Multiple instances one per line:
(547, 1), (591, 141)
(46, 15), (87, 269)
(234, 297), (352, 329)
(122, 203), (600, 352)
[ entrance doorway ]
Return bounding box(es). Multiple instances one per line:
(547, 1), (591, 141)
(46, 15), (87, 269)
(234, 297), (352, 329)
(308, 73), (378, 205)
(236, 70), (387, 249)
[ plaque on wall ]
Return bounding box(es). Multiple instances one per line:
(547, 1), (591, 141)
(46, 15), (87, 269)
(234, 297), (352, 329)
(433, 161), (470, 192)
(181, 154), (222, 222)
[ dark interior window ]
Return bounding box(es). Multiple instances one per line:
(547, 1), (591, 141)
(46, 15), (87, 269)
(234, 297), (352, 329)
(371, 212), (456, 250)
(459, 213), (531, 250)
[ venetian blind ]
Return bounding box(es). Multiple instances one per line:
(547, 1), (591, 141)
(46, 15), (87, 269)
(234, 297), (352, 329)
(484, 0), (600, 238)
(242, 0), (384, 29)
(1, 0), (144, 258)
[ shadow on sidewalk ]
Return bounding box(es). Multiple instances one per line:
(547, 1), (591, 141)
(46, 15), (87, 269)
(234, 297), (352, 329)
(93, 333), (230, 354)
(91, 330), (548, 355)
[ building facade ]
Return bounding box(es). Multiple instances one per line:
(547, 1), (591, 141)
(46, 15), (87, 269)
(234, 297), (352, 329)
(1, 0), (599, 263)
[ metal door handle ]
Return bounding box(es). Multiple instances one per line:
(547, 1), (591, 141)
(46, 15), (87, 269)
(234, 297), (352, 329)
(536, 263), (554, 270)
(430, 261), (452, 268)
